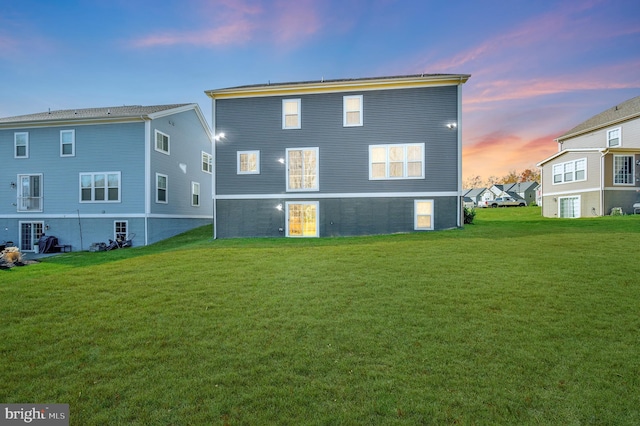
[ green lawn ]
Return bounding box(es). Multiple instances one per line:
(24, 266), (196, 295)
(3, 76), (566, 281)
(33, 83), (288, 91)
(2, 207), (639, 425)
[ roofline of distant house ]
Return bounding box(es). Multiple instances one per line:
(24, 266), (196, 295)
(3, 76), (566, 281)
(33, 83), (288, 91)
(555, 111), (640, 143)
(0, 103), (212, 139)
(205, 74), (471, 99)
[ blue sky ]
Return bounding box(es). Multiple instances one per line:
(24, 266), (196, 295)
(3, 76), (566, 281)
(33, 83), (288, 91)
(2, 0), (639, 181)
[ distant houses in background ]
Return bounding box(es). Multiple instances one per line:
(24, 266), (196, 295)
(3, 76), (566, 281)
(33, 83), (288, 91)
(463, 181), (540, 207)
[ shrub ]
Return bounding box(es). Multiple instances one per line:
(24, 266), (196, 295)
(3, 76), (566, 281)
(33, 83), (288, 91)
(464, 207), (476, 224)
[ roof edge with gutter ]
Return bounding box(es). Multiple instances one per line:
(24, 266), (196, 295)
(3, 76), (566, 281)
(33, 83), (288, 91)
(205, 74), (471, 99)
(555, 112), (640, 143)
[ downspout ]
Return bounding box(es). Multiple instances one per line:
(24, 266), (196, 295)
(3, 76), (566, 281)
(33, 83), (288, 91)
(600, 149), (608, 216)
(144, 117), (151, 245)
(539, 167), (543, 216)
(457, 82), (463, 227)
(212, 98), (217, 239)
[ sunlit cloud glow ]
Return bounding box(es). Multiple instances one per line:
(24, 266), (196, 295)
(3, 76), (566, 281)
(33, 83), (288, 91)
(131, 0), (323, 48)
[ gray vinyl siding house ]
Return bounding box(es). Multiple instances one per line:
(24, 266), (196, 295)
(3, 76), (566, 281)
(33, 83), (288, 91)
(537, 95), (640, 217)
(206, 74), (470, 238)
(0, 104), (213, 252)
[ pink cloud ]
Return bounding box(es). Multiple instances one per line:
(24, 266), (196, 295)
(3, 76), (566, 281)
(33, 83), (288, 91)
(464, 59), (640, 109)
(131, 0), (323, 48)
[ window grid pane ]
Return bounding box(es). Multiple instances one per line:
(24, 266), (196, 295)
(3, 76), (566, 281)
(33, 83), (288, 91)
(614, 156), (633, 184)
(369, 144), (423, 179)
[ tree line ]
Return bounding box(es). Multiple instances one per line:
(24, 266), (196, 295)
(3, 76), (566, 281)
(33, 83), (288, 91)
(464, 168), (540, 189)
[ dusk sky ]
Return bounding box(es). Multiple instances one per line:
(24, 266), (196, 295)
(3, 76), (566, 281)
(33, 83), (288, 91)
(2, 0), (639, 182)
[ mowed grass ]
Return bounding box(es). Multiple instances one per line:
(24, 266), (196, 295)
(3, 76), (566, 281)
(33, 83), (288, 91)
(1, 207), (639, 425)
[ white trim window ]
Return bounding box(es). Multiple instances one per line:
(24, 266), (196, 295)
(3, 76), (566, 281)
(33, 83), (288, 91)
(80, 172), (121, 202)
(559, 196), (580, 218)
(191, 181), (200, 206)
(607, 127), (621, 147)
(369, 143), (425, 180)
(343, 95), (363, 127)
(14, 132), (29, 158)
(17, 174), (43, 212)
(287, 147), (319, 191)
(155, 130), (170, 154)
(114, 221), (128, 240)
(60, 130), (75, 157)
(613, 155), (634, 185)
(286, 201), (319, 237)
(414, 200), (434, 230)
(202, 152), (212, 173)
(282, 99), (301, 129)
(237, 151), (260, 174)
(156, 173), (168, 203)
(552, 158), (586, 184)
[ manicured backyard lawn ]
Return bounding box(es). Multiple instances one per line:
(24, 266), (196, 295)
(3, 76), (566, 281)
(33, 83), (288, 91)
(1, 207), (639, 425)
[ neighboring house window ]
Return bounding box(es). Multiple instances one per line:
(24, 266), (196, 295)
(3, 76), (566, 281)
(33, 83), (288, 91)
(559, 196), (580, 218)
(80, 172), (121, 202)
(14, 132), (29, 158)
(613, 155), (634, 185)
(369, 143), (424, 179)
(414, 200), (434, 230)
(202, 152), (213, 173)
(287, 148), (319, 191)
(155, 130), (170, 154)
(17, 174), (43, 212)
(552, 158), (586, 184)
(607, 128), (621, 147)
(282, 99), (301, 129)
(343, 95), (363, 127)
(237, 151), (260, 174)
(114, 221), (128, 240)
(156, 173), (168, 203)
(60, 130), (75, 157)
(191, 181), (200, 206)
(286, 201), (319, 237)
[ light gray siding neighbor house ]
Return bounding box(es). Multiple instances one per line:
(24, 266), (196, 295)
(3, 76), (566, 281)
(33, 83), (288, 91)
(537, 95), (640, 217)
(206, 74), (470, 238)
(0, 104), (213, 252)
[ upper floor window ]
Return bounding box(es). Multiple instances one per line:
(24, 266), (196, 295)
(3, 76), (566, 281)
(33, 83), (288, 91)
(607, 128), (621, 147)
(343, 95), (363, 127)
(552, 158), (586, 184)
(287, 147), (318, 191)
(155, 130), (170, 154)
(156, 173), (168, 203)
(613, 155), (634, 185)
(17, 174), (42, 212)
(369, 143), (424, 180)
(80, 172), (121, 202)
(191, 181), (200, 206)
(202, 152), (213, 173)
(60, 130), (75, 157)
(282, 99), (301, 129)
(15, 132), (29, 158)
(237, 151), (260, 174)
